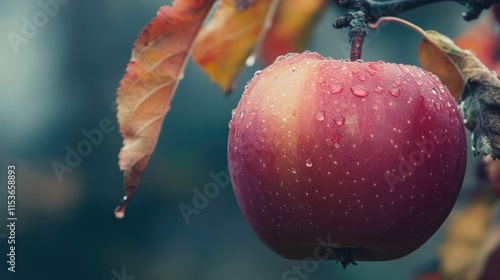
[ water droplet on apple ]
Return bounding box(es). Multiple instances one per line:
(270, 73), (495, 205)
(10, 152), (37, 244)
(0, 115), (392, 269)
(334, 143), (341, 149)
(334, 116), (345, 126)
(292, 67), (296, 72)
(285, 53), (296, 58)
(358, 75), (367, 81)
(389, 87), (400, 97)
(275, 55), (284, 62)
(254, 70), (262, 77)
(288, 168), (297, 174)
(355, 59), (364, 63)
(439, 84), (446, 93)
(367, 69), (376, 76)
(434, 102), (441, 111)
(231, 109), (236, 116)
(329, 83), (343, 94)
(374, 86), (384, 94)
(431, 88), (437, 95)
(303, 50), (312, 54)
(416, 80), (423, 86)
(316, 76), (325, 84)
(239, 111), (244, 117)
(315, 111), (325, 121)
(394, 79), (401, 85)
(350, 85), (369, 97)
(369, 63), (381, 71)
(305, 158), (313, 167)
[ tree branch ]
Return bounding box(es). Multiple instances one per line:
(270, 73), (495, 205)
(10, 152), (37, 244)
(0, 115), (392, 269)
(332, 0), (500, 61)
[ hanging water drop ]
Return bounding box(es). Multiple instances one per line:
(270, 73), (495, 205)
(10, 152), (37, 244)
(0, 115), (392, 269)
(246, 54), (256, 67)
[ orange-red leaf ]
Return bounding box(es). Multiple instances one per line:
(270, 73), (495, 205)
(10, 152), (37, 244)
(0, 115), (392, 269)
(115, 0), (216, 218)
(259, 0), (326, 66)
(417, 32), (464, 102)
(455, 12), (499, 73)
(192, 0), (279, 93)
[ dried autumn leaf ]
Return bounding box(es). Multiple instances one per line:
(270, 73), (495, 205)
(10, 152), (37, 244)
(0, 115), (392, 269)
(429, 34), (500, 158)
(115, 0), (216, 218)
(369, 17), (464, 101)
(192, 0), (279, 93)
(460, 77), (500, 159)
(259, 0), (326, 65)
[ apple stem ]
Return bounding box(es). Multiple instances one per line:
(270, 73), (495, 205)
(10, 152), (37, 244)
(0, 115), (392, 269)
(333, 5), (368, 61)
(333, 248), (358, 269)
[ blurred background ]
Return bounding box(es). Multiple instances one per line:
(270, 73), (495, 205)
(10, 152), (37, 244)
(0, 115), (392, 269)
(0, 1), (494, 279)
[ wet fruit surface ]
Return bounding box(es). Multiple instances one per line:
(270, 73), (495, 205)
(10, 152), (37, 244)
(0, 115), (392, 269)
(228, 52), (467, 261)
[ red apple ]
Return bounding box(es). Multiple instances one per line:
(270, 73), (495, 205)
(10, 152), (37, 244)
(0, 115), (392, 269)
(228, 52), (467, 264)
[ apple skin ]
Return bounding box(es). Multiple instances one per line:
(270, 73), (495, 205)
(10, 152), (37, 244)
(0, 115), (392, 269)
(228, 52), (467, 261)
